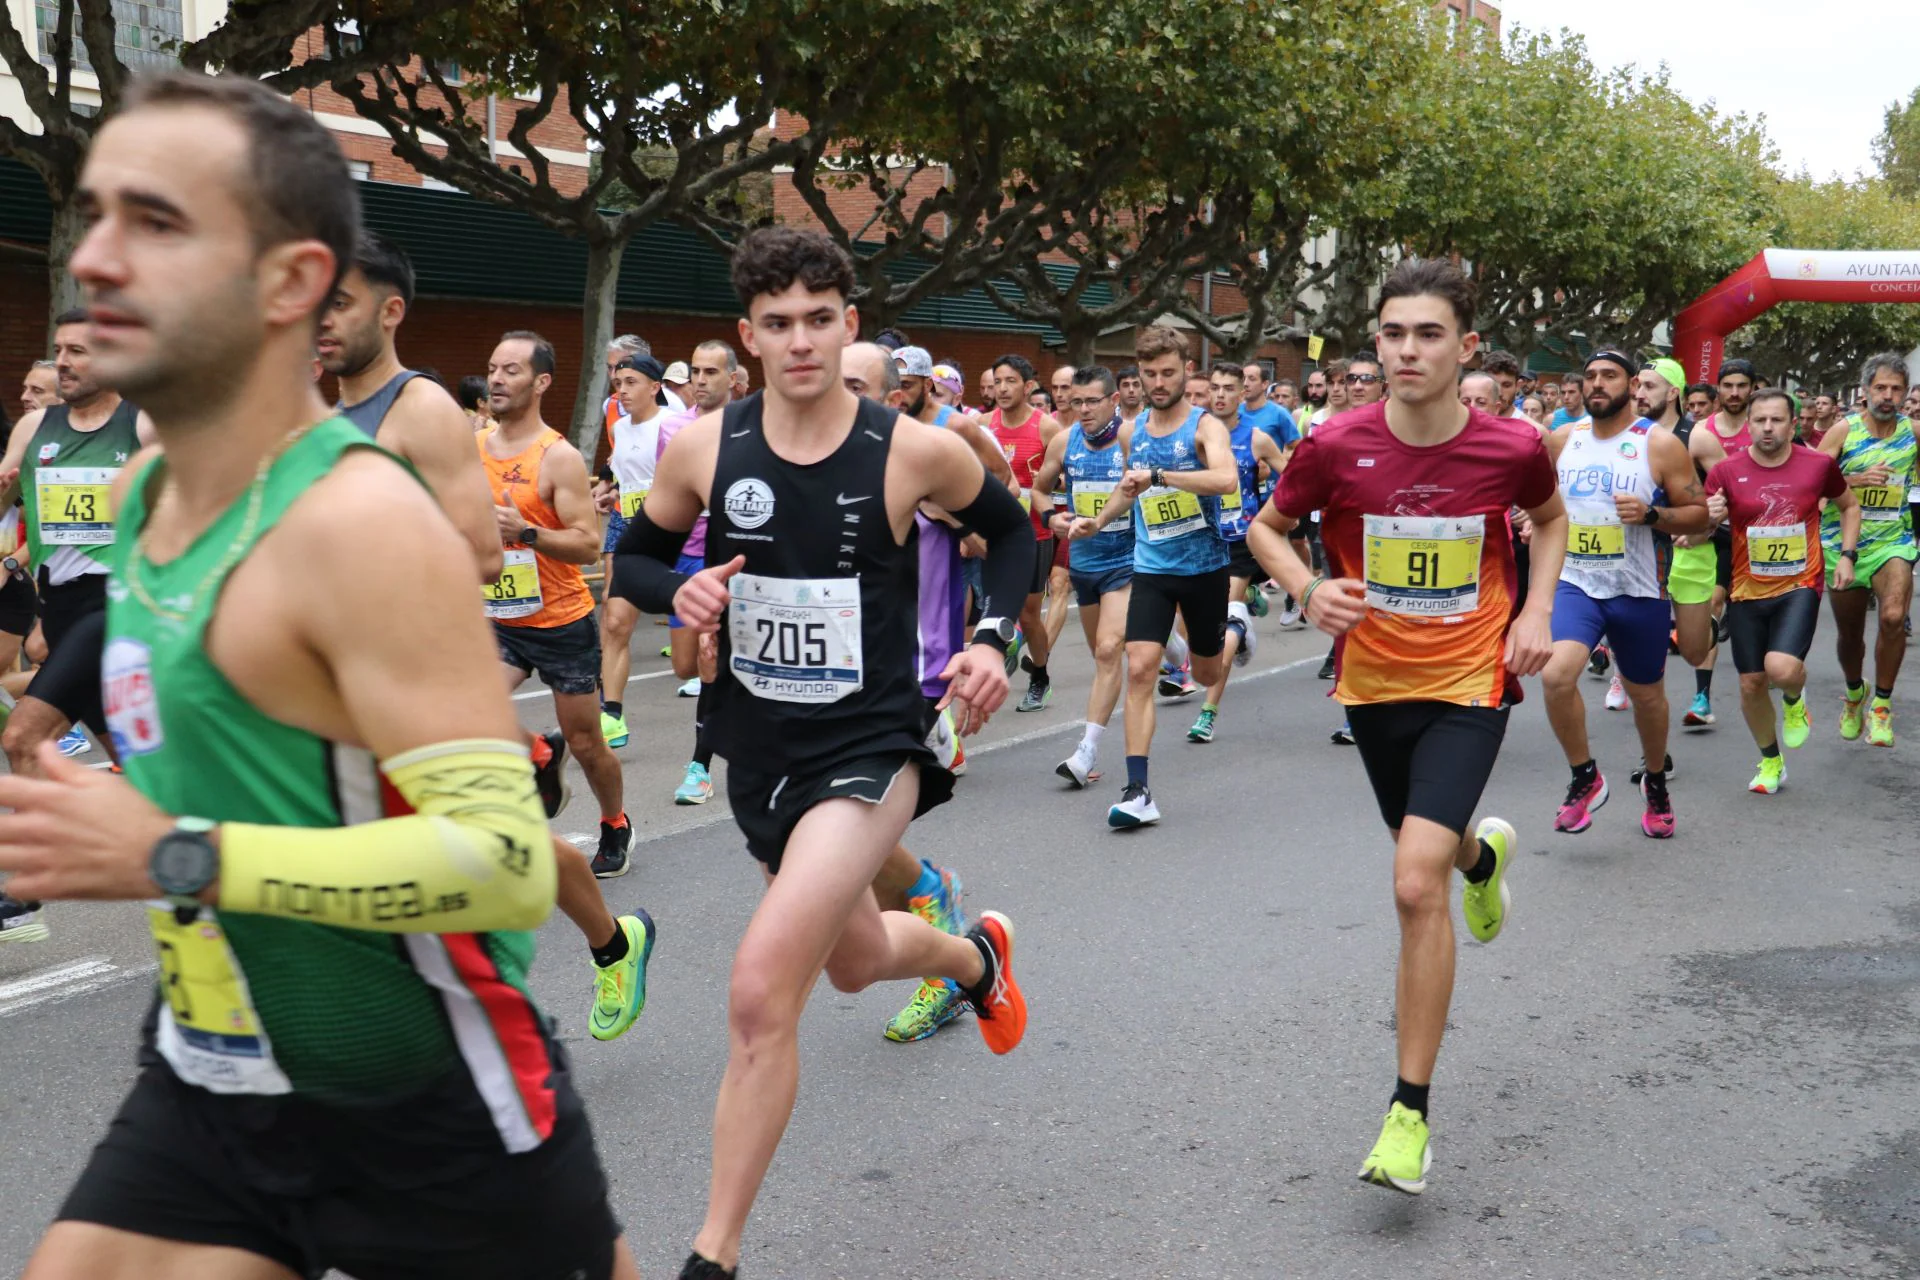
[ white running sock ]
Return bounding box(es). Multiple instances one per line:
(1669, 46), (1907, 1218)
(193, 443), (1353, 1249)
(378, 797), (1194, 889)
(1080, 722), (1104, 756)
(1164, 630), (1190, 667)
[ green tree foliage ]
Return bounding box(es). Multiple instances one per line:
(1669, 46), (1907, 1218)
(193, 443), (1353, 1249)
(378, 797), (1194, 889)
(1874, 85), (1920, 200)
(1731, 177), (1920, 393)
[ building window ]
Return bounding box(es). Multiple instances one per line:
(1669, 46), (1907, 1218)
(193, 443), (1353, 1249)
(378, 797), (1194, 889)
(36, 0), (183, 72)
(346, 160), (373, 181)
(419, 175), (458, 192)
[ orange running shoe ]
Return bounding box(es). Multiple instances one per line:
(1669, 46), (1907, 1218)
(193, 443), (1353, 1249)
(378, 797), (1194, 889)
(965, 911), (1026, 1055)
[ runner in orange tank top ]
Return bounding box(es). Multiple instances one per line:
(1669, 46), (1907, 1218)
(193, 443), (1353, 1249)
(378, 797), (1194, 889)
(481, 332), (633, 878)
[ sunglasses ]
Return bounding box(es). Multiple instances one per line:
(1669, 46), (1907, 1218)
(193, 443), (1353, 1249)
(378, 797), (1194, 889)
(1346, 373), (1382, 384)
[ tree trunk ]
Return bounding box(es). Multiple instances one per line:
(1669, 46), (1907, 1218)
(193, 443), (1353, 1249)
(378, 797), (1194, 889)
(570, 234), (627, 455)
(1062, 323), (1099, 369)
(45, 194), (86, 342)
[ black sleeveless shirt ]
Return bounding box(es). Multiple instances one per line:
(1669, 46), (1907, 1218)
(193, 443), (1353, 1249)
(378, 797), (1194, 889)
(704, 393), (930, 772)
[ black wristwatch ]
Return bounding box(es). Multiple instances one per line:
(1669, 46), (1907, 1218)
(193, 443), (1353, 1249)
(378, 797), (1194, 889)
(1641, 505), (1661, 526)
(517, 525), (540, 547)
(150, 817), (219, 913)
(1149, 466), (1165, 489)
(1842, 548), (1859, 562)
(972, 616), (1017, 655)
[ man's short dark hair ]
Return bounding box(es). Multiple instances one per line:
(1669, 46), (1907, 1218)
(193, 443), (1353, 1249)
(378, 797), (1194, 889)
(730, 227), (855, 311)
(354, 231), (415, 308)
(1347, 351), (1383, 374)
(1376, 258), (1476, 335)
(1685, 383), (1718, 401)
(1561, 370), (1585, 386)
(1749, 388), (1795, 415)
(991, 353), (1037, 382)
(123, 71), (359, 301)
(1275, 378), (1298, 393)
(499, 329), (555, 379)
(1211, 361), (1245, 380)
(456, 374), (488, 413)
(1072, 365), (1117, 396)
(1116, 364), (1140, 381)
(53, 307), (88, 328)
(1480, 350), (1522, 379)
(693, 339), (739, 373)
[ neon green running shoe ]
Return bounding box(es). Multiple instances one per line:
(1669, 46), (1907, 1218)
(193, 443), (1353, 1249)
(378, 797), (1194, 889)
(588, 911), (656, 1042)
(884, 979), (969, 1042)
(1358, 1101), (1431, 1194)
(1246, 583), (1269, 617)
(1868, 700), (1895, 748)
(1781, 697), (1811, 749)
(1840, 685), (1866, 740)
(600, 710), (630, 748)
(1461, 817), (1514, 943)
(1187, 707), (1217, 743)
(1748, 755), (1786, 795)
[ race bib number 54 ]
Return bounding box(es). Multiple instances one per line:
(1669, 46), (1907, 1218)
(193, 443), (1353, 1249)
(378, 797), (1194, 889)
(1364, 513), (1484, 617)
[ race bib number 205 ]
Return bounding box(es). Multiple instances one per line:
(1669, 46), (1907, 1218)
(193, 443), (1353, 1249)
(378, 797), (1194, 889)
(729, 573), (864, 703)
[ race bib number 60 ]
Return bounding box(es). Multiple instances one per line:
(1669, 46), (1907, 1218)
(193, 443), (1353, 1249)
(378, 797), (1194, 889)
(1363, 513), (1484, 617)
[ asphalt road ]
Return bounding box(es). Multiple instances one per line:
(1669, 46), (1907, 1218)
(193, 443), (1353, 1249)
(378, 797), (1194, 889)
(2, 605), (1918, 1280)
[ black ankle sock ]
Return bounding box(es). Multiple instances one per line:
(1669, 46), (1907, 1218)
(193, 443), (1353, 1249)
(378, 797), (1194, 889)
(1462, 838), (1497, 884)
(1875, 686), (1893, 701)
(1695, 669), (1713, 695)
(1783, 692), (1802, 706)
(589, 924), (629, 968)
(602, 701), (623, 720)
(1570, 759), (1598, 786)
(1030, 664), (1049, 687)
(1392, 1077), (1430, 1119)
(1761, 742), (1781, 759)
(965, 930), (996, 1001)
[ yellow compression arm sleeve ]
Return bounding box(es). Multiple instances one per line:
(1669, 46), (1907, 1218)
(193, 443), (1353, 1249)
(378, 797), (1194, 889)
(216, 739), (556, 933)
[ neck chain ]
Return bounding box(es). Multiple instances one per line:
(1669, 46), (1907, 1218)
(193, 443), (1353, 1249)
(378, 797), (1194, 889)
(125, 424), (315, 623)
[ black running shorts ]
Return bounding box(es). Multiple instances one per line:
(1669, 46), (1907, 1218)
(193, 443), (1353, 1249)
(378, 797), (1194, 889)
(59, 1058), (621, 1280)
(0, 571), (36, 637)
(25, 573), (106, 732)
(725, 749), (953, 874)
(1726, 587), (1820, 674)
(493, 614), (601, 696)
(1125, 567), (1231, 658)
(1346, 701), (1511, 836)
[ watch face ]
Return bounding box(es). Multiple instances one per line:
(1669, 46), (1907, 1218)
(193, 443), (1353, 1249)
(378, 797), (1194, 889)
(153, 832), (214, 896)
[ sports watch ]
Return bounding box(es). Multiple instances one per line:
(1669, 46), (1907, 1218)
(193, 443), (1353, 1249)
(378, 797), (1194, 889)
(972, 616), (1017, 655)
(517, 525), (540, 547)
(150, 816), (219, 909)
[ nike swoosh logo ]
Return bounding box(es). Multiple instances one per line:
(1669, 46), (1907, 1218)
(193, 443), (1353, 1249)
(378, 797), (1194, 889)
(837, 494), (870, 505)
(730, 429), (751, 437)
(830, 776), (876, 787)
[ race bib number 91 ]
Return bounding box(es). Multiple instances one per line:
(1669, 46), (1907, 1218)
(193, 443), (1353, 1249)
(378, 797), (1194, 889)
(1363, 513), (1484, 617)
(729, 573), (864, 703)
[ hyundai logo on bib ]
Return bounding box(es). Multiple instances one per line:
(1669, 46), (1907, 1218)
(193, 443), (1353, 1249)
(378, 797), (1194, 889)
(102, 636), (164, 756)
(725, 478), (776, 529)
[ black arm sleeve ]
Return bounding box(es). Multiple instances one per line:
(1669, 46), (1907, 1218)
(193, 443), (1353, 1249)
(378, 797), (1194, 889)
(608, 506), (694, 615)
(950, 477), (1033, 625)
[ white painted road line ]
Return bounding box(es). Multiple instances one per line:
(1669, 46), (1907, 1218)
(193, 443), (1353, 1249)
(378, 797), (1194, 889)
(0, 955), (153, 1018)
(514, 666), (686, 702)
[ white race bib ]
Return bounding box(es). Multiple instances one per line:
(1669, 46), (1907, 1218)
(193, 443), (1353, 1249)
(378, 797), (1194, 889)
(1363, 513), (1484, 617)
(149, 904), (293, 1095)
(728, 573), (864, 703)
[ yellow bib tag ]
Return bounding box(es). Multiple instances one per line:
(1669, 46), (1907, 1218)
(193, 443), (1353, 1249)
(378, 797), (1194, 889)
(1858, 485), (1902, 519)
(1747, 523), (1807, 577)
(1219, 486), (1244, 515)
(36, 466), (118, 546)
(483, 547), (544, 619)
(1072, 489), (1106, 518)
(1139, 487), (1204, 542)
(147, 904), (291, 1094)
(1363, 514), (1483, 617)
(620, 487), (648, 519)
(1568, 522), (1626, 560)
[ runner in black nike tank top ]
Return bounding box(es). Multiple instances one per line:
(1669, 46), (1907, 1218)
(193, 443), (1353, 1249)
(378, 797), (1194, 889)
(610, 227), (1031, 1280)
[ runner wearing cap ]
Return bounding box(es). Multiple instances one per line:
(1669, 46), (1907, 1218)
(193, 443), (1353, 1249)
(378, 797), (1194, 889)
(1541, 351), (1707, 838)
(663, 360), (692, 408)
(1817, 353), (1916, 747)
(1706, 388), (1859, 793)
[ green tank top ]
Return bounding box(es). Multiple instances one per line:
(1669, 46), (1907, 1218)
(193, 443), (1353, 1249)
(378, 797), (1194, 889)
(21, 399), (141, 585)
(1821, 413), (1917, 555)
(105, 417), (547, 1113)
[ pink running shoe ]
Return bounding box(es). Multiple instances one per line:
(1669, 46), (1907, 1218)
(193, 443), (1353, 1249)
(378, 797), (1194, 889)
(1554, 771), (1608, 833)
(1639, 774), (1674, 839)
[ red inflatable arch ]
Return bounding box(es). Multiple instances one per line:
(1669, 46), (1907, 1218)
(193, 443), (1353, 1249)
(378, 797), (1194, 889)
(1671, 249), (1920, 384)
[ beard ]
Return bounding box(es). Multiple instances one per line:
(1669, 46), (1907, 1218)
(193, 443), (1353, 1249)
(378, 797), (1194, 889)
(1586, 390), (1632, 421)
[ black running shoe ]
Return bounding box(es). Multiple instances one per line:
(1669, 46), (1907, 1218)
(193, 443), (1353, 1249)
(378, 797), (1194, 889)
(1629, 754), (1677, 785)
(1317, 652), (1337, 680)
(1588, 645), (1610, 677)
(0, 893), (48, 944)
(534, 731), (570, 819)
(679, 1254), (735, 1280)
(592, 819), (632, 879)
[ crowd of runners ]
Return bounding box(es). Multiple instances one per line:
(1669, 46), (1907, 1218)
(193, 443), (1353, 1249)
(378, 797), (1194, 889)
(0, 73), (1915, 1279)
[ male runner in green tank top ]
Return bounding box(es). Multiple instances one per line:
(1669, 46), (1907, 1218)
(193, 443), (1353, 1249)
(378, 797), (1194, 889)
(1818, 353), (1917, 747)
(0, 73), (636, 1280)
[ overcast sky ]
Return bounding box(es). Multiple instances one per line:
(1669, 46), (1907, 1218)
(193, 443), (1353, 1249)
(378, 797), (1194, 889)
(1494, 0), (1909, 181)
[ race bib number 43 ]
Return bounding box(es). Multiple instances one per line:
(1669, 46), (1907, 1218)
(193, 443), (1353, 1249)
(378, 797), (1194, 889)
(1747, 523), (1808, 577)
(36, 466), (117, 545)
(1364, 513), (1484, 617)
(729, 573), (864, 703)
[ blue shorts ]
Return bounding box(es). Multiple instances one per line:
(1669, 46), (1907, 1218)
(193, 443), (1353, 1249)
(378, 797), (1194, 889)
(667, 551), (705, 628)
(1069, 562), (1132, 606)
(1549, 580), (1670, 686)
(602, 511), (628, 553)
